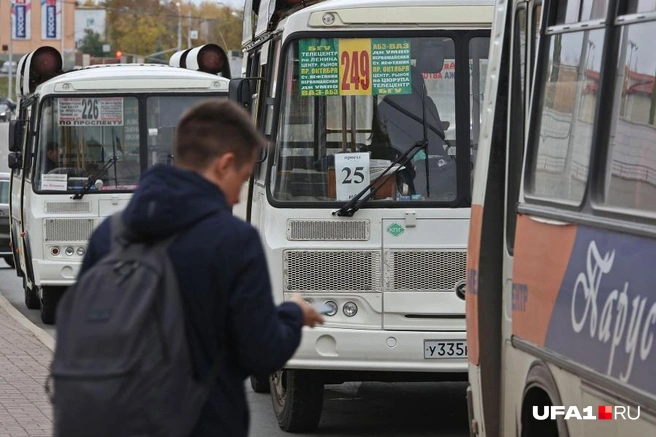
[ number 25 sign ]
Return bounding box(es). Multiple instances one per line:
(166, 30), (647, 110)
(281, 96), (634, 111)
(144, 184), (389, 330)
(339, 39), (371, 96)
(335, 153), (371, 201)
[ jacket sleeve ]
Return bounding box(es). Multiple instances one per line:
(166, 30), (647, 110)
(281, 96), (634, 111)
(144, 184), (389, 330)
(224, 226), (304, 377)
(79, 217), (112, 277)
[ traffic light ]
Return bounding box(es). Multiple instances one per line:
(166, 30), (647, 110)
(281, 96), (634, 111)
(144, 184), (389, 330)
(116, 51), (122, 61)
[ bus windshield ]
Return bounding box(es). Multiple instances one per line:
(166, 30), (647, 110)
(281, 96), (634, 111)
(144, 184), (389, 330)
(271, 35), (488, 205)
(34, 94), (214, 193)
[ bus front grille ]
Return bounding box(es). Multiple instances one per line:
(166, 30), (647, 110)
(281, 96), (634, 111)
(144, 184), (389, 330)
(384, 250), (466, 292)
(44, 219), (94, 242)
(45, 201), (91, 214)
(287, 220), (370, 241)
(284, 250), (381, 292)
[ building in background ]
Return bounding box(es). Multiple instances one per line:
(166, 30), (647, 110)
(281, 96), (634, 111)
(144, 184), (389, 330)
(0, 0), (76, 69)
(75, 6), (106, 46)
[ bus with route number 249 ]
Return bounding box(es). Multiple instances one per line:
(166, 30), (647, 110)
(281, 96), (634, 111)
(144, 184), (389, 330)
(6, 45), (231, 325)
(229, 0), (493, 432)
(467, 0), (656, 435)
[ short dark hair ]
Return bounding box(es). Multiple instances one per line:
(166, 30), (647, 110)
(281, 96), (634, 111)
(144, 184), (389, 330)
(174, 99), (265, 171)
(46, 141), (59, 152)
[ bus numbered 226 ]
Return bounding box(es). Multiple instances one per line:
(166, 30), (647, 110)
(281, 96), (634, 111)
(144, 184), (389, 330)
(7, 45), (231, 324)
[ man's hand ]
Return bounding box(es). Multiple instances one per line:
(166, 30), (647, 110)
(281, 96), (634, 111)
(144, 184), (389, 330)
(290, 294), (325, 328)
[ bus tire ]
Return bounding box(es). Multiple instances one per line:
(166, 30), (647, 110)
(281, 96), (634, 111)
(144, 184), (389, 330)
(23, 277), (40, 310)
(520, 362), (569, 437)
(40, 286), (65, 325)
(270, 370), (324, 432)
(250, 375), (271, 393)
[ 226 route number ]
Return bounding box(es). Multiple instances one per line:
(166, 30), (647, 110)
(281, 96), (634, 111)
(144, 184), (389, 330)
(424, 340), (467, 359)
(81, 99), (100, 120)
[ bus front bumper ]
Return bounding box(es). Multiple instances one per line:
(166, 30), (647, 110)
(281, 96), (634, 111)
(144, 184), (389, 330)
(286, 326), (468, 373)
(32, 259), (81, 286)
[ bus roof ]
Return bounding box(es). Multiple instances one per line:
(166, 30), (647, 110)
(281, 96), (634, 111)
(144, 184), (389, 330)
(301, 0), (494, 9)
(32, 64), (230, 96)
(279, 0), (494, 39)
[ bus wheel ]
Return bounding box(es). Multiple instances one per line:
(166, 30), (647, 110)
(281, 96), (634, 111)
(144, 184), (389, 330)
(41, 286), (65, 325)
(270, 370), (324, 432)
(521, 364), (569, 437)
(23, 277), (40, 310)
(250, 375), (271, 393)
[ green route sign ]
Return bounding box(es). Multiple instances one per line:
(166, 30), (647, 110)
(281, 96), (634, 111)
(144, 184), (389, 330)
(298, 38), (412, 97)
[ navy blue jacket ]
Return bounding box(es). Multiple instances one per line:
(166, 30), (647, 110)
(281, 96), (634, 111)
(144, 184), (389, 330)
(79, 165), (304, 437)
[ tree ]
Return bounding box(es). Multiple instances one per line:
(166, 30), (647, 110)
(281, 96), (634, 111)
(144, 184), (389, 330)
(103, 0), (244, 58)
(77, 29), (105, 57)
(197, 2), (244, 51)
(105, 0), (175, 56)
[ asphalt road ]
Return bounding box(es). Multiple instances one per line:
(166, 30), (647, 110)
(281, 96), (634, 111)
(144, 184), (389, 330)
(0, 120), (470, 437)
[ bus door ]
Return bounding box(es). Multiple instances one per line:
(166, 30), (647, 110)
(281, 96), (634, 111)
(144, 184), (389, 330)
(381, 33), (489, 330)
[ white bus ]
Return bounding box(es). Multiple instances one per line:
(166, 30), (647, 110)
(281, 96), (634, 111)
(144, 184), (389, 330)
(7, 45), (231, 324)
(231, 0), (493, 431)
(467, 0), (656, 435)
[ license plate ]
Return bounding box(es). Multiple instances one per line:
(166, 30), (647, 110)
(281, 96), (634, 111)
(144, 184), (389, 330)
(424, 340), (467, 359)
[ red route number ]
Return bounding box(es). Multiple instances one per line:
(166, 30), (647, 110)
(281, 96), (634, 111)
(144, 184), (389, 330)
(340, 50), (370, 92)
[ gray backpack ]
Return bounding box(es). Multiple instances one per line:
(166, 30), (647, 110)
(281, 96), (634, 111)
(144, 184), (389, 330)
(50, 213), (212, 437)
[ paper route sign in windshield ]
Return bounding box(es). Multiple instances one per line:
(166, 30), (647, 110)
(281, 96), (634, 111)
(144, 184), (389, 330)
(299, 38), (412, 97)
(58, 97), (124, 126)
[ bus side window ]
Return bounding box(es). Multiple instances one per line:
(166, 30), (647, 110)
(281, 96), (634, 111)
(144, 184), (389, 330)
(264, 39), (281, 137)
(23, 104), (36, 179)
(507, 5), (527, 253)
(602, 3), (656, 213)
(525, 0), (606, 204)
(257, 39), (281, 183)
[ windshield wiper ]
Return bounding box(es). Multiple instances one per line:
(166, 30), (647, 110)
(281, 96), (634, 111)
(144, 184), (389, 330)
(71, 157), (117, 200)
(333, 141), (427, 217)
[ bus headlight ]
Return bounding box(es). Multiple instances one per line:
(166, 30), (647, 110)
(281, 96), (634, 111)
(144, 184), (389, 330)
(50, 246), (60, 256)
(76, 247), (86, 256)
(324, 301), (338, 317)
(343, 302), (358, 317)
(65, 246), (75, 256)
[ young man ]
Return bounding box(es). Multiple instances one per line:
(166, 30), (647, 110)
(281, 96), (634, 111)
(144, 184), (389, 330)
(79, 99), (324, 436)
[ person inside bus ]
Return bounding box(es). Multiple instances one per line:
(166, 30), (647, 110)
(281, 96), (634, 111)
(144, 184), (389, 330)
(44, 141), (62, 173)
(377, 65), (456, 200)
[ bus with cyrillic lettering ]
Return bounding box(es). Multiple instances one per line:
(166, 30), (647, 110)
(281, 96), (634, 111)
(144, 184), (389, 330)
(6, 45), (231, 324)
(229, 0), (492, 432)
(466, 0), (656, 435)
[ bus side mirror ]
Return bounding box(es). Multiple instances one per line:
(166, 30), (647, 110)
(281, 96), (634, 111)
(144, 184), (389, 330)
(8, 120), (24, 152)
(8, 152), (22, 169)
(229, 78), (253, 112)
